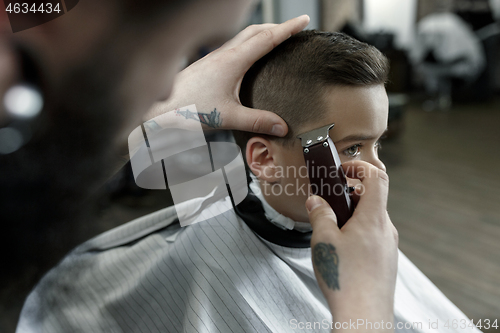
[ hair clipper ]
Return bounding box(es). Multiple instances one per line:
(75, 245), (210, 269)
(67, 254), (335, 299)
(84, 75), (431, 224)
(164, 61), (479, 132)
(297, 123), (353, 228)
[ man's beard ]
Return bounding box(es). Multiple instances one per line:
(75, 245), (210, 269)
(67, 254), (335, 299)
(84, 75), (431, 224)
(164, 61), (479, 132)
(0, 48), (130, 286)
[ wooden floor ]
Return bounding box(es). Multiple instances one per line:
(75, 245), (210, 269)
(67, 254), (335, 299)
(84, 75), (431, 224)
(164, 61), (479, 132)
(380, 98), (500, 329)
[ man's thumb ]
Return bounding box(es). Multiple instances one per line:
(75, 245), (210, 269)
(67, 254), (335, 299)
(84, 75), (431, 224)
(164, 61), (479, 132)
(306, 196), (339, 231)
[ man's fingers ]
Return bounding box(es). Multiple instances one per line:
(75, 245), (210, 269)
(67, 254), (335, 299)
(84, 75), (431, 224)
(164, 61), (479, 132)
(349, 184), (362, 207)
(221, 105), (288, 136)
(306, 195), (340, 234)
(219, 24), (278, 50)
(342, 160), (390, 218)
(231, 15), (310, 71)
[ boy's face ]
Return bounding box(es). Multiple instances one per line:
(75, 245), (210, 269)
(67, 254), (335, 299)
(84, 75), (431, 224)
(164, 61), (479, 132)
(258, 84), (388, 222)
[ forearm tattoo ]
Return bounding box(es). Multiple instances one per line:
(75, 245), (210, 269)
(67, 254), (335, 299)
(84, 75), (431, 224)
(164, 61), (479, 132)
(175, 108), (222, 128)
(313, 243), (340, 290)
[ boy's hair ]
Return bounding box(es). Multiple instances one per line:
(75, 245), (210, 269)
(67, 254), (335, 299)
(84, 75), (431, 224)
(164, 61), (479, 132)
(234, 30), (389, 150)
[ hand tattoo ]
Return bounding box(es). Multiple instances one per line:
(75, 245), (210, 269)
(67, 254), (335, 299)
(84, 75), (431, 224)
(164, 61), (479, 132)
(175, 108), (222, 128)
(313, 243), (340, 290)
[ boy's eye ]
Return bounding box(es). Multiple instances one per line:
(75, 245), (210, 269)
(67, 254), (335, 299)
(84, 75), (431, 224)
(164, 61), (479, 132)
(375, 140), (382, 152)
(343, 144), (361, 158)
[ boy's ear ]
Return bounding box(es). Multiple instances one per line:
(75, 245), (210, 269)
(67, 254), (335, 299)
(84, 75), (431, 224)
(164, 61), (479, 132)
(246, 137), (279, 183)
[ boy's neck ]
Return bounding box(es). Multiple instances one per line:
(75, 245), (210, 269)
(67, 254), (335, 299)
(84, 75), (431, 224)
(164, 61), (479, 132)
(258, 181), (310, 223)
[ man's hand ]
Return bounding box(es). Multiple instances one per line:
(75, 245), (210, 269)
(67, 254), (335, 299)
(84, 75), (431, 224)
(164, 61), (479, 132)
(306, 161), (398, 332)
(144, 15), (310, 137)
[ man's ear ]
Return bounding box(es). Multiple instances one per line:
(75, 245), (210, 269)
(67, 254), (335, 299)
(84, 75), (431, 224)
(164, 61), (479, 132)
(246, 137), (279, 183)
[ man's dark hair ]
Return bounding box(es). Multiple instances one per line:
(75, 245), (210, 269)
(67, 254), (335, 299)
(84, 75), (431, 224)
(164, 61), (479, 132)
(234, 30), (390, 149)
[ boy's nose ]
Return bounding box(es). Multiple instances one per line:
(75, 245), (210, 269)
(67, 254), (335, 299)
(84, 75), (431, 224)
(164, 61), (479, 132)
(377, 160), (387, 173)
(366, 156), (386, 173)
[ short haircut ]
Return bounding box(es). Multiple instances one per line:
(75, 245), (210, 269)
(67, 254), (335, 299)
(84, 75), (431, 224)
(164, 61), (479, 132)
(234, 30), (390, 150)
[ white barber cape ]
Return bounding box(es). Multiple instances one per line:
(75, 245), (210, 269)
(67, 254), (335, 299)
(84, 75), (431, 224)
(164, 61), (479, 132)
(17, 189), (481, 333)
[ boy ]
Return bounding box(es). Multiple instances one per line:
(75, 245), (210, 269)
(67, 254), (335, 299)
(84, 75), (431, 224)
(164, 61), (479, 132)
(234, 30), (388, 226)
(18, 31), (478, 333)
